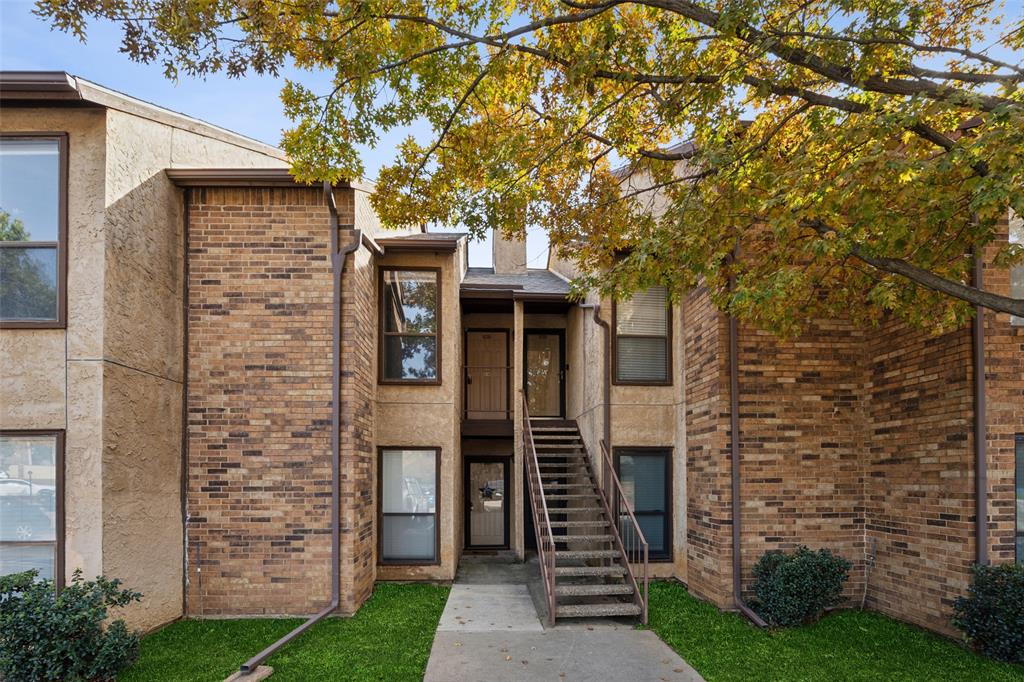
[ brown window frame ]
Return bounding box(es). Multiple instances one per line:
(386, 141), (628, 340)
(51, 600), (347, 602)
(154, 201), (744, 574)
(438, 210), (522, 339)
(613, 446), (672, 562)
(612, 288), (672, 386)
(0, 430), (65, 588)
(0, 133), (69, 329)
(378, 266), (443, 385)
(377, 446), (442, 566)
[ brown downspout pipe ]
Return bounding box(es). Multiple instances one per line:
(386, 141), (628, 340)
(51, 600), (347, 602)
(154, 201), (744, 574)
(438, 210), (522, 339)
(727, 281), (767, 628)
(973, 251), (988, 567)
(238, 182), (360, 675)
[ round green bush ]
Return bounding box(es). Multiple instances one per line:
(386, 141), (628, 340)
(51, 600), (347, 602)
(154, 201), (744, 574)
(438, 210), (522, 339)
(0, 569), (142, 681)
(752, 546), (852, 627)
(952, 563), (1024, 663)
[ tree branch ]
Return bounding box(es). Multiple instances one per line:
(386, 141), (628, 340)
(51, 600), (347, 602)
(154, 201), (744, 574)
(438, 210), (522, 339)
(805, 220), (1024, 317)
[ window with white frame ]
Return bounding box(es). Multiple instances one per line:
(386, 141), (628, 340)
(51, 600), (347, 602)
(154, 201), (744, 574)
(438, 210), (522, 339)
(379, 448), (438, 563)
(615, 286), (670, 384)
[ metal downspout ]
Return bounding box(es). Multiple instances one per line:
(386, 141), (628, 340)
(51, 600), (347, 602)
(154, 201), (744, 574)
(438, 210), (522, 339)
(237, 182), (361, 675)
(973, 251), (988, 566)
(727, 280), (767, 628)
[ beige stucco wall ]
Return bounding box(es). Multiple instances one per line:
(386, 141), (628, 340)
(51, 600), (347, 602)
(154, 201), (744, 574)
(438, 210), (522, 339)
(1, 103), (286, 630)
(560, 295), (688, 581)
(374, 246), (464, 581)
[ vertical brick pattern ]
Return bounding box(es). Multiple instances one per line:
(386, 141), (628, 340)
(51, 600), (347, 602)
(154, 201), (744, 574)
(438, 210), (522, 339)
(982, 214), (1024, 564)
(337, 244), (377, 613)
(683, 215), (1020, 635)
(864, 323), (974, 634)
(186, 187), (346, 615)
(683, 288), (733, 606)
(737, 321), (868, 604)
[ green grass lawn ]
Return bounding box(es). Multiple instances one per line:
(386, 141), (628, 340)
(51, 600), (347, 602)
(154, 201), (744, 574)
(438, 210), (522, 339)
(645, 581), (1024, 682)
(119, 583), (450, 682)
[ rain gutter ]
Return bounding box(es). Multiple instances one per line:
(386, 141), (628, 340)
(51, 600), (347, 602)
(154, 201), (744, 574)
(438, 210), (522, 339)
(237, 181), (360, 675)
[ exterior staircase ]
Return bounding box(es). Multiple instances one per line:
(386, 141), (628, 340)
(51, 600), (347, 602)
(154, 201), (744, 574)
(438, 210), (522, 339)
(523, 407), (649, 625)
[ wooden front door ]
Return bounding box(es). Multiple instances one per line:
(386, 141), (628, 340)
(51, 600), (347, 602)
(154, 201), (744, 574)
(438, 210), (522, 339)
(465, 330), (510, 419)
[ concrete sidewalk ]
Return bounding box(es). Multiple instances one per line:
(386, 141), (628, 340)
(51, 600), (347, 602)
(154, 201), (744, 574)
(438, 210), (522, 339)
(424, 558), (703, 682)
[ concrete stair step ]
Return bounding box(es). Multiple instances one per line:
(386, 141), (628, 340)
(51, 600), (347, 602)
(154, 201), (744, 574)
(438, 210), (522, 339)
(549, 520), (610, 528)
(555, 549), (620, 560)
(556, 602), (642, 618)
(545, 507), (604, 514)
(545, 494), (596, 500)
(542, 483), (595, 490)
(554, 565), (626, 577)
(555, 584), (634, 597)
(558, 534), (615, 542)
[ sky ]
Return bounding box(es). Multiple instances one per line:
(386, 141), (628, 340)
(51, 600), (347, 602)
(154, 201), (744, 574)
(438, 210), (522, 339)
(0, 1), (552, 268)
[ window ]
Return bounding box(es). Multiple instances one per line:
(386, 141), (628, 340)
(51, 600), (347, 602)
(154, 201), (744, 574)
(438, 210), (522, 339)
(379, 448), (439, 563)
(0, 135), (66, 327)
(1016, 435), (1023, 564)
(0, 432), (62, 583)
(1011, 213), (1023, 326)
(614, 286), (670, 384)
(380, 268), (440, 383)
(614, 448), (671, 561)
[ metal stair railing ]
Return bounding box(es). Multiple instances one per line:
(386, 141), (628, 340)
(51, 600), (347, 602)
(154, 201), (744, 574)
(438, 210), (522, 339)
(596, 439), (649, 624)
(522, 392), (558, 626)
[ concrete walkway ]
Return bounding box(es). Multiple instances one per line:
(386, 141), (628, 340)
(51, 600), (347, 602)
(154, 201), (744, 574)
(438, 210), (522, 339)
(424, 557), (704, 682)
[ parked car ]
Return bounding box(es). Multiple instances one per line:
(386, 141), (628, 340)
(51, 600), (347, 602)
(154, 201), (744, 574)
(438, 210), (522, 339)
(0, 477), (56, 503)
(0, 495), (54, 541)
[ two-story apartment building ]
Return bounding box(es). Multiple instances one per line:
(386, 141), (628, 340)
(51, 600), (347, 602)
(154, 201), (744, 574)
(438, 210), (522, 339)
(1, 72), (1021, 640)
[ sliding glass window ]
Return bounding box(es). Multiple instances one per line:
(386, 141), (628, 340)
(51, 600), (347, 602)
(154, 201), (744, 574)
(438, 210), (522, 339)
(379, 448), (439, 564)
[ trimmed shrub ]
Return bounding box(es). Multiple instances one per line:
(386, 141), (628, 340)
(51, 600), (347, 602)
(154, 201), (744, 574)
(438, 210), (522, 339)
(752, 546), (852, 627)
(952, 563), (1024, 663)
(0, 569), (142, 682)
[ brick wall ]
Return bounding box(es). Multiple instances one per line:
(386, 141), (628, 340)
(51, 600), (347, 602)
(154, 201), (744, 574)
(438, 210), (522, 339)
(737, 320), (868, 605)
(982, 214), (1024, 564)
(864, 322), (974, 633)
(684, 214), (1020, 635)
(682, 287), (733, 606)
(185, 186), (374, 616)
(337, 243), (377, 613)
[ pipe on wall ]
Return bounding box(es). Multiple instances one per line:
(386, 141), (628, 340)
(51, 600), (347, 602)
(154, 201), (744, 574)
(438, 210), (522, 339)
(727, 276), (767, 628)
(972, 250), (988, 567)
(238, 182), (361, 675)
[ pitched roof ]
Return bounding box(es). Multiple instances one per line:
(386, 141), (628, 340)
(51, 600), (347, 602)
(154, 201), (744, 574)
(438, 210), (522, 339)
(376, 232), (466, 252)
(0, 71), (285, 161)
(461, 267), (571, 298)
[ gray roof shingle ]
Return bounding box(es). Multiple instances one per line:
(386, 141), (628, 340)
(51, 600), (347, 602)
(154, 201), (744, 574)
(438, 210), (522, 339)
(461, 267), (570, 297)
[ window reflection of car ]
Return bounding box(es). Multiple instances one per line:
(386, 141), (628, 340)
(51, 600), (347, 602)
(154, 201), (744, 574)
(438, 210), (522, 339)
(0, 496), (53, 541)
(0, 478), (56, 503)
(401, 477), (431, 513)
